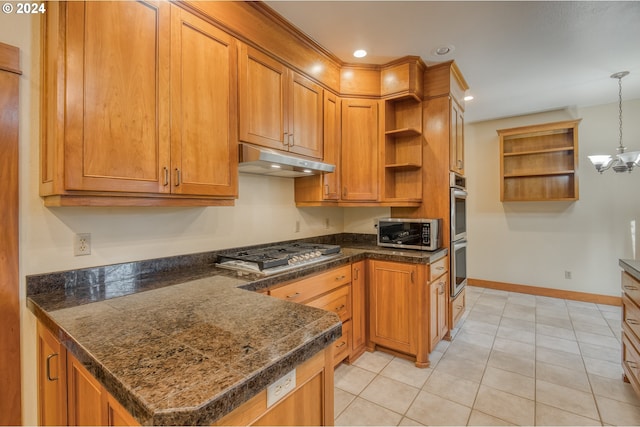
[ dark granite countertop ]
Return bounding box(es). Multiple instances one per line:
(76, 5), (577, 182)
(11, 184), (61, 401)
(26, 233), (447, 425)
(621, 259), (640, 282)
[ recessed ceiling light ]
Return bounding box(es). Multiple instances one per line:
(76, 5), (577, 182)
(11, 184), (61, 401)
(353, 49), (367, 58)
(464, 95), (474, 101)
(433, 45), (455, 56)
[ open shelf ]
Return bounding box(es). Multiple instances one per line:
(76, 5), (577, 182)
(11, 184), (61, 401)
(498, 119), (580, 202)
(383, 96), (423, 202)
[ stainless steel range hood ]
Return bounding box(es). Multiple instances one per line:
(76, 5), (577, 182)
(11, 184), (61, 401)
(238, 143), (335, 178)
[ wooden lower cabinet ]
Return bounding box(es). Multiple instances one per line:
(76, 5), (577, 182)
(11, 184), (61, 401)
(623, 271), (640, 397)
(37, 322), (67, 426)
(350, 261), (367, 361)
(269, 263), (364, 366)
(429, 273), (448, 351)
(368, 260), (430, 367)
(214, 347), (333, 426)
(37, 321), (139, 426)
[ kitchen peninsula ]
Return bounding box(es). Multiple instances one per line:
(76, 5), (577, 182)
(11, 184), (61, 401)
(28, 235), (446, 425)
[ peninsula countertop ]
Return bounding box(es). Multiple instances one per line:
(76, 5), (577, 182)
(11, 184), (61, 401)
(27, 235), (447, 425)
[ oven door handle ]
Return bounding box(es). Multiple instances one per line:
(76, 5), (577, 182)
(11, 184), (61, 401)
(453, 239), (467, 250)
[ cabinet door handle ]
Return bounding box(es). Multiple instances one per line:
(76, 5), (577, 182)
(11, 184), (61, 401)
(410, 271), (415, 283)
(289, 134), (294, 146)
(324, 184), (329, 196)
(343, 187), (348, 197)
(335, 304), (346, 312)
(163, 167), (169, 186)
(458, 159), (463, 169)
(628, 319), (640, 325)
(46, 353), (59, 382)
(286, 292), (300, 299)
(439, 282), (445, 295)
(625, 285), (638, 291)
(354, 267), (359, 281)
(175, 168), (181, 187)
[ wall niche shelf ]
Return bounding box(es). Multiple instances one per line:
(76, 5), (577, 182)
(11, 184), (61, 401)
(497, 119), (581, 202)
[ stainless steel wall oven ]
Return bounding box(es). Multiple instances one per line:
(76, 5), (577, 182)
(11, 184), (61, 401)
(450, 172), (467, 297)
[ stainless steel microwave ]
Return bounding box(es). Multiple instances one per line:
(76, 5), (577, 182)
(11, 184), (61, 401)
(377, 218), (442, 251)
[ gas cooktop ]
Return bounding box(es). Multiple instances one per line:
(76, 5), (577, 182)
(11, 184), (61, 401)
(216, 243), (341, 275)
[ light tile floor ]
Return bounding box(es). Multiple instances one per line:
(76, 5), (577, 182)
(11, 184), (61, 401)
(334, 285), (640, 426)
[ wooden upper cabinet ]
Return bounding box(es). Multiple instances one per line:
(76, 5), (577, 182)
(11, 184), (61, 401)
(238, 44), (288, 150)
(341, 98), (380, 201)
(322, 92), (341, 200)
(450, 99), (465, 175)
(289, 73), (323, 159)
(238, 43), (323, 159)
(170, 6), (238, 197)
(63, 1), (171, 194)
(40, 1), (238, 206)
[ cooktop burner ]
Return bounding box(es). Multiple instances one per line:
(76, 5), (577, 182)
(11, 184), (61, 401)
(216, 243), (341, 274)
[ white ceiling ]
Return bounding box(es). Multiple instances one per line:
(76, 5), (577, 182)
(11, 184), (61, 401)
(265, 1), (640, 123)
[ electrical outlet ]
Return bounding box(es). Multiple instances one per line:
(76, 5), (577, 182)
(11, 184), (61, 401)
(74, 233), (91, 256)
(564, 270), (572, 279)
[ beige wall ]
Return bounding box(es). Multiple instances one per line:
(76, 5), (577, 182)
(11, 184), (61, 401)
(466, 102), (640, 297)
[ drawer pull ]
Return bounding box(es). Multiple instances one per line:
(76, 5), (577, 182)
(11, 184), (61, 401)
(335, 275), (346, 281)
(628, 361), (638, 369)
(335, 304), (346, 312)
(335, 341), (347, 349)
(628, 319), (640, 325)
(625, 285), (639, 291)
(286, 292), (301, 299)
(455, 305), (463, 310)
(435, 266), (445, 271)
(46, 353), (59, 382)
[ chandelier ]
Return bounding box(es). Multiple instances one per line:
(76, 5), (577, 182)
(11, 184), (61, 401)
(588, 71), (640, 173)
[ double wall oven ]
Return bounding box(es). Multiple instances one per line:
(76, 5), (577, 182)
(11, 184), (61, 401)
(450, 172), (467, 297)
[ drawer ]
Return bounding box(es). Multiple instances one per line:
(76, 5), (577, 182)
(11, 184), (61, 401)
(270, 265), (351, 303)
(623, 294), (640, 342)
(430, 256), (448, 282)
(306, 284), (351, 322)
(623, 272), (640, 305)
(333, 320), (351, 366)
(451, 287), (466, 328)
(623, 333), (640, 392)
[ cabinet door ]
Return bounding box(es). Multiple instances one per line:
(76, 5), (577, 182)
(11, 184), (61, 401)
(170, 6), (238, 197)
(37, 323), (67, 426)
(429, 276), (448, 351)
(238, 44), (288, 150)
(450, 99), (464, 174)
(288, 72), (323, 159)
(341, 99), (380, 201)
(369, 260), (417, 354)
(67, 354), (104, 426)
(106, 392), (140, 426)
(64, 1), (171, 193)
(351, 261), (366, 359)
(323, 92), (341, 200)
